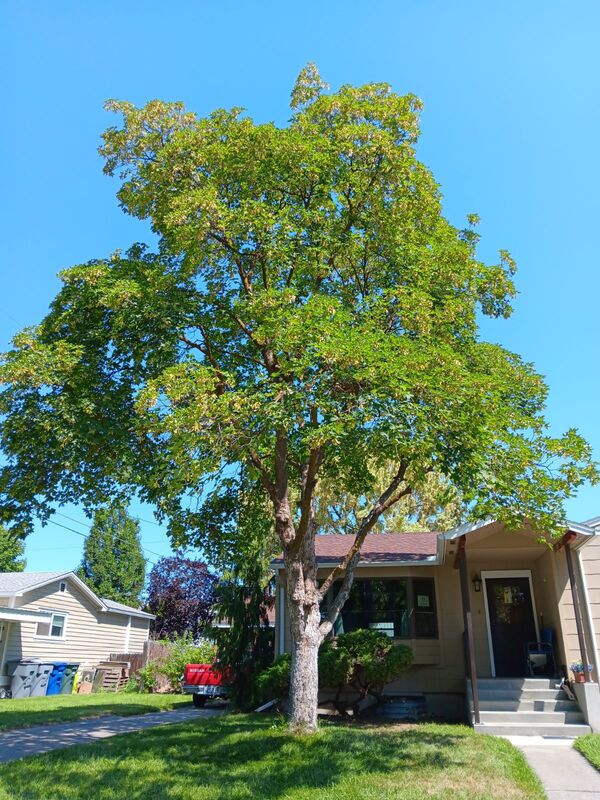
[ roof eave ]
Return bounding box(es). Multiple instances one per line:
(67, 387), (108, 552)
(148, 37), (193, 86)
(441, 517), (597, 543)
(272, 556), (439, 570)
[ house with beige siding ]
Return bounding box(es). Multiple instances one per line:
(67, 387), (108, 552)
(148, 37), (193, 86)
(0, 571), (154, 691)
(273, 517), (600, 736)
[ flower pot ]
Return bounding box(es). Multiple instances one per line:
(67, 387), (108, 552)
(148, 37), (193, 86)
(573, 672), (586, 683)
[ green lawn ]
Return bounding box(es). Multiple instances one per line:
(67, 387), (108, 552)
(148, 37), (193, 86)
(575, 733), (600, 771)
(0, 715), (544, 800)
(0, 691), (191, 731)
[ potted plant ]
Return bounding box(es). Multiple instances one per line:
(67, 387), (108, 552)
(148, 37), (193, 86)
(570, 661), (594, 683)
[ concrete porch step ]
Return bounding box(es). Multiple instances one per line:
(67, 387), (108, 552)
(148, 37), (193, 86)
(476, 699), (579, 713)
(472, 678), (558, 691)
(474, 721), (591, 737)
(468, 689), (566, 702)
(478, 710), (585, 724)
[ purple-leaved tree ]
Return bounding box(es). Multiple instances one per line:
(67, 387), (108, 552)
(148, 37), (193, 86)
(146, 553), (216, 640)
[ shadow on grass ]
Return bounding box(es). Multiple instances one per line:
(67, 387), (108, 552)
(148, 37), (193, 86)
(0, 716), (472, 800)
(0, 698), (189, 734)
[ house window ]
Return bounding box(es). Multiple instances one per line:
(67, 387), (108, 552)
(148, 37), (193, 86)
(59, 582), (67, 593)
(325, 578), (437, 639)
(36, 613), (67, 639)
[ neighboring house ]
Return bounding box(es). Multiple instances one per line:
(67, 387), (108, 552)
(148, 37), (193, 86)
(0, 571), (155, 691)
(273, 518), (600, 735)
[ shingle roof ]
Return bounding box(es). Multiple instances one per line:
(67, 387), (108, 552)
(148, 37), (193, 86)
(0, 572), (66, 593)
(101, 598), (155, 620)
(273, 532), (439, 566)
(0, 572), (155, 620)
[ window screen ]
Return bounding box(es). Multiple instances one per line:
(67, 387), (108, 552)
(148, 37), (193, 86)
(36, 613), (66, 638)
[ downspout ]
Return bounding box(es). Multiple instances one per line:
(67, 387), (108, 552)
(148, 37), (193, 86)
(124, 615), (131, 652)
(576, 548), (599, 679)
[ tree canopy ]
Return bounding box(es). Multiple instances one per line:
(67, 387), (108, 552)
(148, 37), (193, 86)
(146, 553), (215, 639)
(0, 67), (594, 544)
(0, 526), (26, 572)
(77, 502), (145, 605)
(0, 64), (596, 729)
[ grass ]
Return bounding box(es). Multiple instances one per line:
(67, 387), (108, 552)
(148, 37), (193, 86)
(575, 733), (600, 771)
(0, 691), (191, 731)
(0, 714), (545, 800)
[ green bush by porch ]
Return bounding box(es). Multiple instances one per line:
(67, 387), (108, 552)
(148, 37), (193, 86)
(0, 715), (544, 800)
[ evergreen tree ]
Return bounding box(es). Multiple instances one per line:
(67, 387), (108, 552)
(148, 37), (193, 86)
(77, 503), (145, 605)
(0, 526), (26, 572)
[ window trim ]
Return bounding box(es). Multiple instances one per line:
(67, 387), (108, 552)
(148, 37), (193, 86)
(33, 610), (68, 641)
(325, 576), (438, 640)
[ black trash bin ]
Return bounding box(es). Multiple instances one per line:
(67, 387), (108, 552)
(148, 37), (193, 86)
(59, 663), (80, 694)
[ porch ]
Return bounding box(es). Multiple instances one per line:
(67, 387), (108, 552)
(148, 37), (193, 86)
(453, 521), (600, 734)
(0, 607), (53, 692)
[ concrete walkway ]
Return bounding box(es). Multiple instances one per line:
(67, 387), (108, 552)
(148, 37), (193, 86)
(505, 736), (600, 800)
(0, 706), (223, 764)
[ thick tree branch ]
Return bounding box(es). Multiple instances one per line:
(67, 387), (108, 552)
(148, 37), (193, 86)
(317, 462), (410, 607)
(246, 448), (277, 504)
(296, 408), (323, 543)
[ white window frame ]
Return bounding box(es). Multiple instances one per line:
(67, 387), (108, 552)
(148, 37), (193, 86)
(34, 610), (69, 641)
(481, 570), (540, 677)
(59, 581), (67, 593)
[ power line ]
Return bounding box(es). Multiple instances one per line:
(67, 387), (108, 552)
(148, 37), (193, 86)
(52, 511), (165, 559)
(45, 518), (166, 562)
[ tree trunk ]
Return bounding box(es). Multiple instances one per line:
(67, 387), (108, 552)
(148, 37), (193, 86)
(288, 619), (320, 732)
(286, 559), (322, 733)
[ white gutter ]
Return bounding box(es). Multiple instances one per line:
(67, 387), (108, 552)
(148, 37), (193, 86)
(576, 549), (599, 677)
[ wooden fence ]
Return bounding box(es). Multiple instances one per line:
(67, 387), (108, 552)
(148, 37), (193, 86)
(109, 640), (170, 676)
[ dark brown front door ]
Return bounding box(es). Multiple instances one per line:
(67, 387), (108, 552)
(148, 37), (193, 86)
(485, 576), (537, 677)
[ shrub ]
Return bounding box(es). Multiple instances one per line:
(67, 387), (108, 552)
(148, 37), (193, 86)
(256, 629), (413, 715)
(138, 633), (217, 692)
(256, 654), (292, 700)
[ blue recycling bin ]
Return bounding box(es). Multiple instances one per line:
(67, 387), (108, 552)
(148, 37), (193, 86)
(46, 662), (68, 695)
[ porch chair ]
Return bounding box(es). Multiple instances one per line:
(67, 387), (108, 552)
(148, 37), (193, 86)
(525, 641), (555, 677)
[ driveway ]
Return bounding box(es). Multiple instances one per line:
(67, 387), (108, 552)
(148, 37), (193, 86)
(0, 706), (223, 763)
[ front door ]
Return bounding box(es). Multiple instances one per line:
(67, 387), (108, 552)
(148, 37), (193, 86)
(484, 575), (538, 677)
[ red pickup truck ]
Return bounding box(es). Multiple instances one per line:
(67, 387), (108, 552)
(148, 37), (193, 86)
(182, 663), (230, 707)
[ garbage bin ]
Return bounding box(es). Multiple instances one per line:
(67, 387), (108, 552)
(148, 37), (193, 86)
(29, 662), (53, 697)
(46, 662), (68, 695)
(8, 661), (37, 699)
(59, 663), (79, 694)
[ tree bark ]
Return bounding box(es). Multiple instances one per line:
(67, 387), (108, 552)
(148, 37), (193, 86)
(275, 462), (412, 733)
(284, 510), (323, 732)
(287, 596), (321, 732)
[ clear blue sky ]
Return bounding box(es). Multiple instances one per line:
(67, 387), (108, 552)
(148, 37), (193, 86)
(2, 1), (599, 572)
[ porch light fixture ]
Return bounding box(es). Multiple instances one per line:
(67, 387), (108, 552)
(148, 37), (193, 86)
(472, 575), (482, 593)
